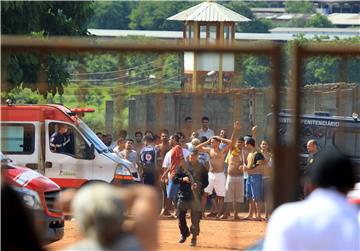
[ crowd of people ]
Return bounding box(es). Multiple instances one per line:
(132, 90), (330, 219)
(98, 117), (271, 216)
(4, 115), (359, 251)
(96, 116), (273, 246)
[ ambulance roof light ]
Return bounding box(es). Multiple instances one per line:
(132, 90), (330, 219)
(70, 108), (95, 114)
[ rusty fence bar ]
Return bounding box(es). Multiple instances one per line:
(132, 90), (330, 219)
(2, 35), (360, 211)
(287, 43), (360, 208)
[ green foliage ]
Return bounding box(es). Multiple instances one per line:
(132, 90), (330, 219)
(2, 1), (93, 96)
(304, 56), (339, 84)
(236, 56), (271, 87)
(128, 1), (195, 31)
(89, 1), (134, 29)
(285, 0), (315, 14)
(289, 17), (308, 28)
(238, 19), (272, 33)
(222, 2), (270, 33)
(223, 2), (254, 19)
(286, 36), (360, 85)
(305, 14), (334, 28)
(243, 1), (268, 8)
(3, 87), (46, 104)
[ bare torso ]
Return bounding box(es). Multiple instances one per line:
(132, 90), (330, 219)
(227, 149), (245, 176)
(209, 148), (225, 173)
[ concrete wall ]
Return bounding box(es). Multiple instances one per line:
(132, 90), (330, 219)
(127, 83), (359, 138)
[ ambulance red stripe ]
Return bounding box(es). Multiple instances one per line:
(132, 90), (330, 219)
(50, 178), (88, 188)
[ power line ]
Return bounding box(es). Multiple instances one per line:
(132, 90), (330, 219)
(70, 58), (160, 76)
(69, 65), (164, 82)
(69, 60), (180, 82)
(63, 73), (186, 94)
(108, 74), (187, 96)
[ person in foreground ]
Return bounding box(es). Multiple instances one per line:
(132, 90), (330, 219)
(62, 183), (159, 251)
(263, 149), (359, 250)
(173, 149), (205, 247)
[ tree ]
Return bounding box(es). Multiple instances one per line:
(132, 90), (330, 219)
(305, 14), (334, 28)
(223, 2), (254, 20)
(289, 17), (308, 28)
(238, 19), (272, 33)
(224, 2), (271, 33)
(1, 1), (93, 96)
(128, 2), (195, 31)
(88, 1), (134, 29)
(235, 56), (271, 87)
(285, 35), (360, 85)
(285, 0), (315, 14)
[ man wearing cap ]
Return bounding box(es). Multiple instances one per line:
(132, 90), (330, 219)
(187, 149), (209, 203)
(263, 149), (359, 250)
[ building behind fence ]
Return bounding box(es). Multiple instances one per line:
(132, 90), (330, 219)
(124, 83), (359, 137)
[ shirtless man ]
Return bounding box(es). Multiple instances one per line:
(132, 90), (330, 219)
(222, 137), (246, 220)
(181, 116), (193, 142)
(134, 131), (144, 155)
(156, 129), (172, 216)
(196, 121), (240, 219)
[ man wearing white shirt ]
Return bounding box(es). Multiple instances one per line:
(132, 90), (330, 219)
(197, 116), (215, 139)
(263, 149), (359, 251)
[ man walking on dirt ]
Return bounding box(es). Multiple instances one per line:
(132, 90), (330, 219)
(173, 149), (205, 247)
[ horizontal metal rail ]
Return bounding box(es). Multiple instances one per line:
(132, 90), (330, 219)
(2, 35), (360, 210)
(2, 35), (280, 54)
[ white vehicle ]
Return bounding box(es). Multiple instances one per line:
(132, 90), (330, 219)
(1, 104), (134, 188)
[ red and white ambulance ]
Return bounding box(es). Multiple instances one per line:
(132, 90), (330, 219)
(1, 103), (134, 188)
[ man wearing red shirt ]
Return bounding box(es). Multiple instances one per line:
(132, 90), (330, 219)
(162, 134), (188, 203)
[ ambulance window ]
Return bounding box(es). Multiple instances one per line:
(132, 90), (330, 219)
(1, 124), (35, 154)
(73, 130), (91, 159)
(334, 131), (359, 157)
(49, 122), (90, 159)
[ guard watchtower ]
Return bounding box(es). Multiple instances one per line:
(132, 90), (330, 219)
(167, 1), (250, 92)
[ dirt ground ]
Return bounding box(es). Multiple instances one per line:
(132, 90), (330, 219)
(47, 213), (266, 251)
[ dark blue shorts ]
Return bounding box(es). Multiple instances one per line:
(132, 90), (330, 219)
(246, 174), (263, 201)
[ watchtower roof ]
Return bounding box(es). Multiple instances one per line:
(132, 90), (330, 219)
(167, 1), (251, 22)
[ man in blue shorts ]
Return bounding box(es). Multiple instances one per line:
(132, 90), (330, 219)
(244, 137), (264, 220)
